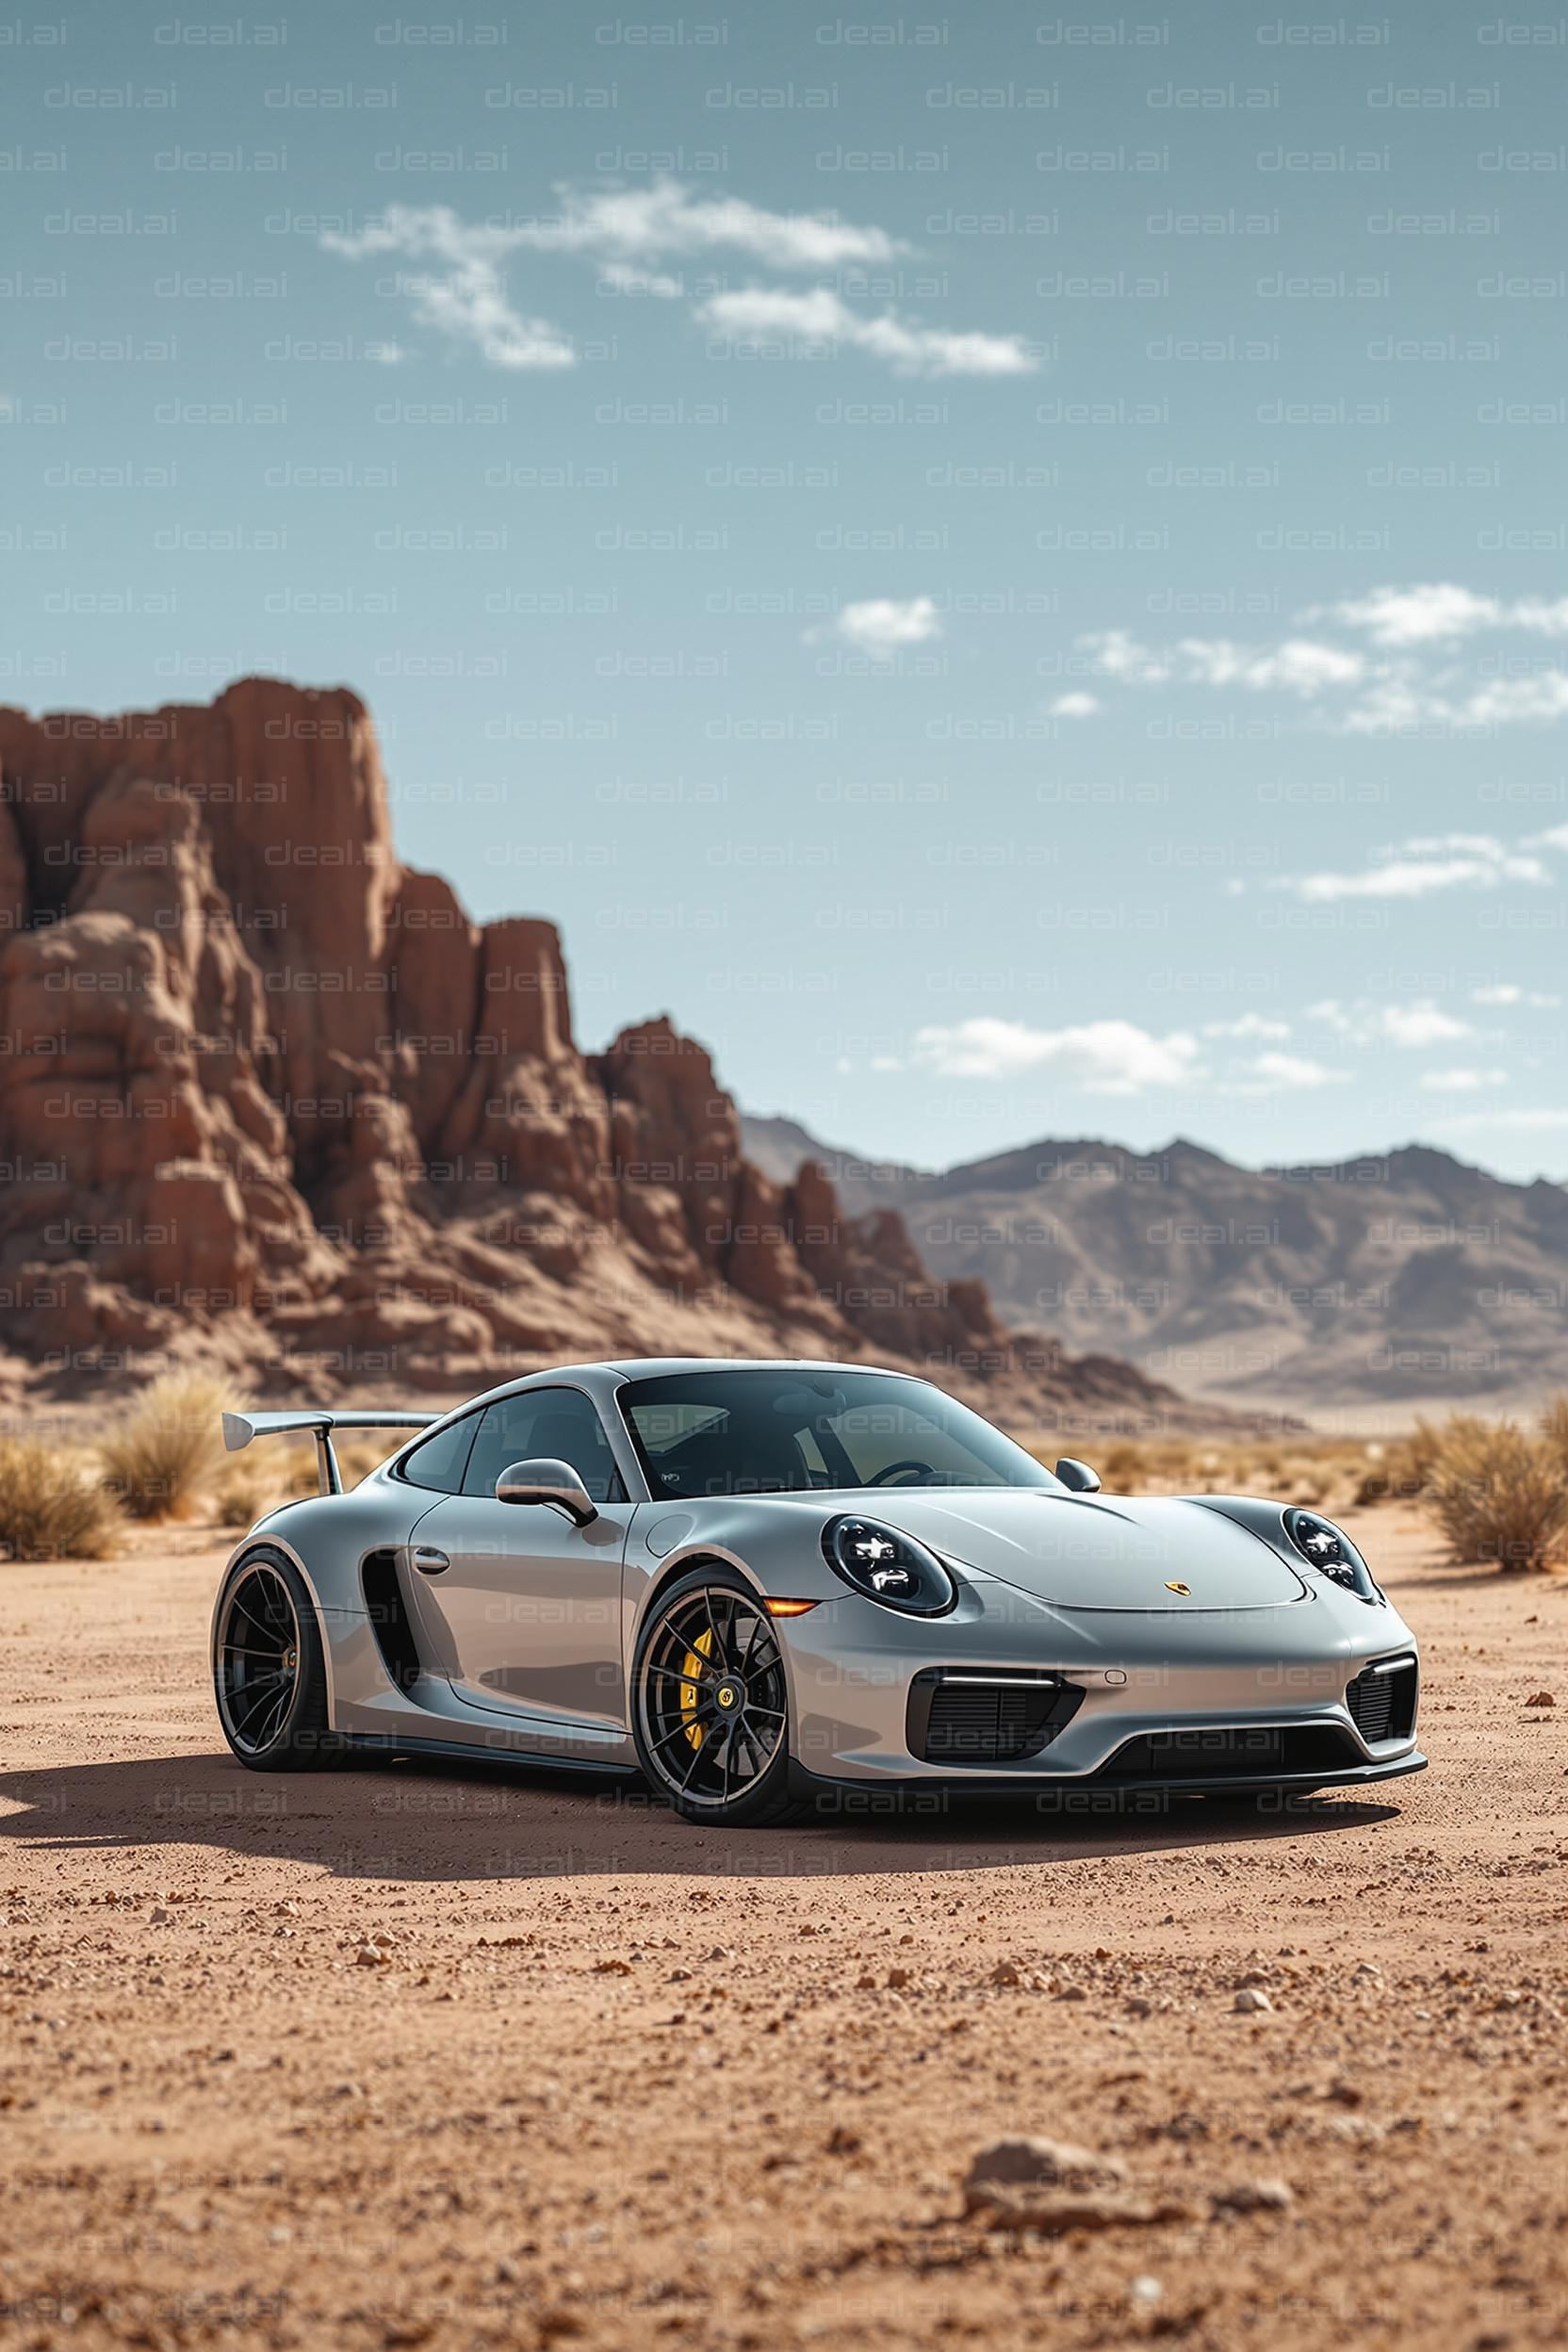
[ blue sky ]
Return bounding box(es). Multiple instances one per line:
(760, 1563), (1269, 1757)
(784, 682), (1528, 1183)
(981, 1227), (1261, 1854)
(7, 0), (1567, 1178)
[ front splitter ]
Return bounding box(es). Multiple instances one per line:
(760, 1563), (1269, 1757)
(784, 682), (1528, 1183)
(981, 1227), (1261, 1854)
(788, 1749), (1428, 1810)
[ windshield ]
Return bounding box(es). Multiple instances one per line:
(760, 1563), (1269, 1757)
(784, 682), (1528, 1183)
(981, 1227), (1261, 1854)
(617, 1368), (1061, 1500)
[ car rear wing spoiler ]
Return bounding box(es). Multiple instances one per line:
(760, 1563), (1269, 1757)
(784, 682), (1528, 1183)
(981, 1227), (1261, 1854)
(220, 1409), (437, 1496)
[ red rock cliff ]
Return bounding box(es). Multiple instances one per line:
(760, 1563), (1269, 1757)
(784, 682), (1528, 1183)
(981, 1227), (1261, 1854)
(0, 678), (1191, 1427)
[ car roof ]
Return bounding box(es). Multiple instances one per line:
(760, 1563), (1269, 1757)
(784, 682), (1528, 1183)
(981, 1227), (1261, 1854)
(390, 1359), (924, 1444)
(606, 1357), (919, 1380)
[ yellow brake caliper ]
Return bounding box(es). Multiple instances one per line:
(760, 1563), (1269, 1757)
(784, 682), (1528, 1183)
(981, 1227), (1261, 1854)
(679, 1627), (713, 1750)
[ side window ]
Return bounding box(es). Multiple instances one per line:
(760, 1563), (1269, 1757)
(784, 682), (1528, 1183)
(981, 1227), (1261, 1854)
(397, 1411), (482, 1494)
(462, 1388), (627, 1505)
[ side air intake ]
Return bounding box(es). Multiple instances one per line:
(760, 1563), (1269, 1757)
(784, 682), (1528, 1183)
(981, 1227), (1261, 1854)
(360, 1550), (421, 1694)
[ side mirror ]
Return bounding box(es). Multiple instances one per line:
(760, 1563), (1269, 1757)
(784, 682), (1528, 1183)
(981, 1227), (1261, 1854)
(1054, 1457), (1102, 1494)
(495, 1457), (598, 1527)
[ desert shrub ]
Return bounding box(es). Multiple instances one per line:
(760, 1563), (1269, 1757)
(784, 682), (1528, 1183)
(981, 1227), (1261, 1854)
(1354, 1446), (1399, 1506)
(1098, 1440), (1145, 1489)
(0, 1438), (123, 1560)
(1276, 1455), (1327, 1505)
(99, 1373), (227, 1521)
(1406, 1416), (1444, 1488)
(214, 1477), (264, 1528)
(337, 1439), (389, 1485)
(211, 1435), (385, 1527)
(1354, 1418), (1445, 1507)
(1541, 1393), (1568, 1469)
(1421, 1415), (1568, 1573)
(1045, 1434), (1371, 1503)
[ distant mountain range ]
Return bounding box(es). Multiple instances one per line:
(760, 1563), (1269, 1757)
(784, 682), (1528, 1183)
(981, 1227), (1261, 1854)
(743, 1117), (1568, 1418)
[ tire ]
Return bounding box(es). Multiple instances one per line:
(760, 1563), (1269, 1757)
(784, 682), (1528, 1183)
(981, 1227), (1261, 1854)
(213, 1548), (342, 1772)
(631, 1565), (807, 1828)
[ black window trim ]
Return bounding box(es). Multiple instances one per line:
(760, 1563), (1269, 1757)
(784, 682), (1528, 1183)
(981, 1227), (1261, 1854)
(460, 1381), (629, 1505)
(394, 1381), (632, 1505)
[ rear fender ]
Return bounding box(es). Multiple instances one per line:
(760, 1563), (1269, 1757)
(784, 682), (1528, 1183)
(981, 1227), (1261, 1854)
(211, 1536), (337, 1729)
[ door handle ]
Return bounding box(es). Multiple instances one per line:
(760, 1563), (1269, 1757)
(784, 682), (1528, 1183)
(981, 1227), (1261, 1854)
(412, 1545), (449, 1576)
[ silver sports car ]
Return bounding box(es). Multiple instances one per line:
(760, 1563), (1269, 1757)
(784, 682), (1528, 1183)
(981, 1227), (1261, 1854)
(212, 1359), (1425, 1826)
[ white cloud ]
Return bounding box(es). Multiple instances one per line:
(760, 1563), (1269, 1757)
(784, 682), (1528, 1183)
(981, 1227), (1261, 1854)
(1325, 583), (1502, 645)
(697, 286), (1037, 377)
(1418, 1068), (1509, 1091)
(366, 340), (407, 366)
(1049, 692), (1100, 719)
(322, 209), (576, 368)
(1380, 1001), (1476, 1049)
(826, 596), (943, 650)
(1529, 822), (1568, 852)
(1309, 998), (1474, 1049)
(1080, 629), (1367, 697)
(596, 259), (685, 299)
(323, 187), (1033, 381)
(513, 180), (908, 272)
(1181, 637), (1367, 694)
(1078, 592), (1568, 735)
(1084, 629), (1172, 685)
(1471, 983), (1561, 1007)
(905, 1013), (1357, 1099)
(326, 185), (906, 279)
(413, 262), (575, 369)
(404, 266), (573, 369)
(1201, 1014), (1292, 1041)
(1340, 671), (1568, 734)
(1281, 835), (1552, 903)
(910, 1017), (1200, 1092)
(1324, 582), (1568, 646)
(1222, 1052), (1346, 1096)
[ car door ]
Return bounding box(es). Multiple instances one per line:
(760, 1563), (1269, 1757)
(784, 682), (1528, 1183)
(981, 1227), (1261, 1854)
(403, 1387), (634, 1734)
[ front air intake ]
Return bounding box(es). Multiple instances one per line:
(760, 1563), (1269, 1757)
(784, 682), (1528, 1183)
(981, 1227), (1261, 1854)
(1097, 1723), (1360, 1781)
(907, 1671), (1083, 1764)
(1346, 1655), (1417, 1744)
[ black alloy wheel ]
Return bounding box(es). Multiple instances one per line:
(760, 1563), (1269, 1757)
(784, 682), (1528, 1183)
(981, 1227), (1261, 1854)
(214, 1551), (336, 1772)
(633, 1568), (804, 1827)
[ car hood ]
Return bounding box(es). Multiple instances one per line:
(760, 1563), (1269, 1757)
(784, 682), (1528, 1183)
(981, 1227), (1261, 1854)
(857, 1489), (1308, 1613)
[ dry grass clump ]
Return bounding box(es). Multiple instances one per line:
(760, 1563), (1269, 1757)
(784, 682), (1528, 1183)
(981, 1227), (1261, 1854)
(214, 1475), (266, 1528)
(1541, 1392), (1568, 1471)
(1353, 1418), (1442, 1507)
(1076, 1435), (1374, 1511)
(213, 1434), (389, 1528)
(213, 1436), (317, 1529)
(1421, 1414), (1568, 1574)
(1088, 1413), (1568, 1575)
(99, 1374), (227, 1522)
(0, 1437), (123, 1561)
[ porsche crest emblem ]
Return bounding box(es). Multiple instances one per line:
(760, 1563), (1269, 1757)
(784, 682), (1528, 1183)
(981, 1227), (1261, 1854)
(1165, 1580), (1191, 1596)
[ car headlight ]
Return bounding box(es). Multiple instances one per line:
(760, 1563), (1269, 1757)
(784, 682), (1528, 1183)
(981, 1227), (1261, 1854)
(1283, 1509), (1380, 1601)
(822, 1514), (956, 1616)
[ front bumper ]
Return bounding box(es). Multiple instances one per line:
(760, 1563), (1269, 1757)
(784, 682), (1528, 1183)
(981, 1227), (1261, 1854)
(779, 1577), (1424, 1788)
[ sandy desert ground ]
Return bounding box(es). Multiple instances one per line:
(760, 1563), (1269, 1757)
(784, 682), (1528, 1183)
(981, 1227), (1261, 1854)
(2, 1507), (1566, 2352)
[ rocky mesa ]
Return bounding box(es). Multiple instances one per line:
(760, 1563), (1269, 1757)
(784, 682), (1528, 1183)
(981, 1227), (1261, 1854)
(0, 678), (1209, 1431)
